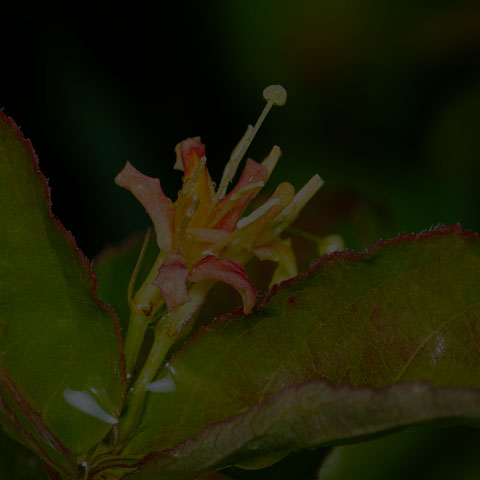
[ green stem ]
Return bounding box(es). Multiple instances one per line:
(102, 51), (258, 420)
(287, 226), (323, 244)
(123, 252), (166, 377)
(117, 281), (213, 447)
(123, 312), (150, 377)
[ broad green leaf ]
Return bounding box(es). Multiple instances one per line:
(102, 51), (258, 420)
(119, 382), (480, 479)
(106, 226), (480, 478)
(0, 112), (125, 475)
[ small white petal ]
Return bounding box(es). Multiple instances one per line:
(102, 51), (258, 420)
(63, 389), (118, 425)
(146, 372), (176, 393)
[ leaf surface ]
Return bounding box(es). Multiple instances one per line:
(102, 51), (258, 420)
(113, 226), (480, 478)
(124, 382), (480, 479)
(0, 111), (125, 475)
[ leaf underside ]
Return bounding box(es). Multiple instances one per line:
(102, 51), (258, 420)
(0, 111), (125, 476)
(94, 225), (480, 479)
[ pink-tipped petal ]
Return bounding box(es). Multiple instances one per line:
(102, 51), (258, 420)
(174, 136), (201, 172)
(191, 256), (257, 314)
(178, 138), (206, 177)
(115, 162), (173, 251)
(214, 158), (269, 231)
(231, 158), (268, 192)
(153, 253), (190, 311)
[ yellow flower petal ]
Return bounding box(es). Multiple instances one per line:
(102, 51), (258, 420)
(254, 238), (297, 287)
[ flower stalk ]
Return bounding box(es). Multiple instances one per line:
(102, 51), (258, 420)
(123, 229), (166, 377)
(118, 281), (213, 446)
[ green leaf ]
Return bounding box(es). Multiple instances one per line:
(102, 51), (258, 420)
(0, 112), (125, 474)
(120, 382), (480, 479)
(112, 226), (480, 479)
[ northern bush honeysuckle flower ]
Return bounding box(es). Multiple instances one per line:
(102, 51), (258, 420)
(115, 85), (323, 315)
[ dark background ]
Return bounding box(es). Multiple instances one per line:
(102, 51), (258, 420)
(2, 2), (480, 478)
(3, 1), (480, 260)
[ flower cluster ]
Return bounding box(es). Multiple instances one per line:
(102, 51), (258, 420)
(116, 85), (322, 314)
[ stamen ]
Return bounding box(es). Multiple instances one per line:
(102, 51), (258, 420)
(179, 194), (199, 235)
(217, 85), (287, 200)
(263, 85), (287, 106)
(273, 174), (324, 234)
(229, 181), (265, 201)
(180, 157), (207, 197)
(262, 146), (281, 176)
(186, 195), (200, 218)
(217, 126), (254, 200)
(236, 197), (281, 229)
(176, 156), (207, 236)
(187, 227), (229, 243)
(207, 181), (266, 228)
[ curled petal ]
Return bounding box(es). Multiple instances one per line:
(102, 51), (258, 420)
(115, 162), (173, 251)
(174, 138), (206, 177)
(153, 253), (190, 311)
(213, 158), (269, 232)
(191, 256), (257, 314)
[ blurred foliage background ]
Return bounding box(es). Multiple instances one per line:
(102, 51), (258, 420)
(2, 1), (480, 478)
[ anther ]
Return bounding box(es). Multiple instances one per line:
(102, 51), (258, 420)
(273, 174), (324, 233)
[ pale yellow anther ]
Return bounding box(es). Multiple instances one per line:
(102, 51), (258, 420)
(263, 85), (287, 106)
(272, 174), (324, 233)
(217, 85), (288, 200)
(318, 234), (345, 255)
